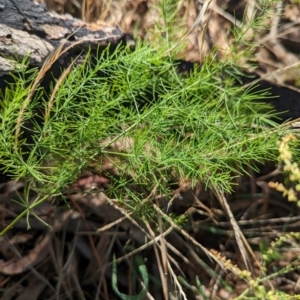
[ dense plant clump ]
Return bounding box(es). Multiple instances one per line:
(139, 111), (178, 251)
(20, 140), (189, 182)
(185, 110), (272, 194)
(0, 42), (286, 225)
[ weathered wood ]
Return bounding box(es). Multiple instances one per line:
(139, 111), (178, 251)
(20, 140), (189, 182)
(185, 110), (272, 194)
(0, 0), (126, 183)
(0, 0), (124, 76)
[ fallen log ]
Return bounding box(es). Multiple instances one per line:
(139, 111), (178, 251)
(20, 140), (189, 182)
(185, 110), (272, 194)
(0, 0), (124, 78)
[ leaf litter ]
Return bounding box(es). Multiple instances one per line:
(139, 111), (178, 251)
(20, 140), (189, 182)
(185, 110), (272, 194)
(2, 0), (300, 299)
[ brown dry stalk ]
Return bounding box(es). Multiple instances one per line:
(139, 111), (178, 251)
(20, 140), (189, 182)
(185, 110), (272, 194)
(213, 187), (252, 270)
(44, 58), (77, 124)
(162, 0), (213, 56)
(152, 201), (224, 269)
(14, 32), (117, 151)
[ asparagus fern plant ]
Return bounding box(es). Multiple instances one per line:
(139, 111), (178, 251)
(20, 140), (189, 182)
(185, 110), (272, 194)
(0, 0), (289, 235)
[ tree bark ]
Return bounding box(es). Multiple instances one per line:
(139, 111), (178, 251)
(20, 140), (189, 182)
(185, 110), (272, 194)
(0, 0), (124, 77)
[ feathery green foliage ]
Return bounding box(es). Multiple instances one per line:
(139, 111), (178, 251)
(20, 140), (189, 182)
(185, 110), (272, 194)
(0, 0), (287, 233)
(0, 41), (289, 231)
(0, 39), (287, 234)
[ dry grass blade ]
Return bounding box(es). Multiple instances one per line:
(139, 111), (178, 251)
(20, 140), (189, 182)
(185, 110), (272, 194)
(106, 226), (173, 266)
(44, 58), (77, 124)
(152, 202), (223, 268)
(242, 60), (300, 90)
(14, 32), (118, 150)
(97, 186), (159, 233)
(163, 0), (213, 56)
(157, 202), (169, 276)
(213, 187), (255, 271)
(145, 221), (169, 300)
(167, 260), (188, 300)
(14, 40), (67, 150)
(96, 215), (129, 233)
